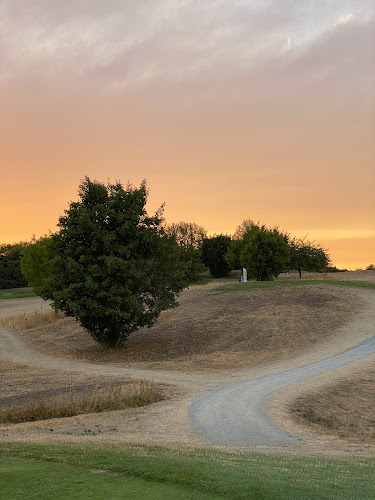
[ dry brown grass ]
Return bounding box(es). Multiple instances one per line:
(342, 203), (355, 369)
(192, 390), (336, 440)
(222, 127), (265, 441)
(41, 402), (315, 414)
(290, 361), (375, 444)
(0, 358), (171, 420)
(0, 309), (64, 331)
(16, 285), (362, 371)
(0, 381), (163, 424)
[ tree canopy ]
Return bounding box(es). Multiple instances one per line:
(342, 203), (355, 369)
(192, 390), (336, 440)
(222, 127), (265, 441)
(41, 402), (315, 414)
(201, 235), (232, 278)
(164, 221), (207, 282)
(22, 177), (189, 346)
(165, 221), (206, 249)
(21, 236), (54, 296)
(0, 242), (28, 289)
(240, 225), (290, 281)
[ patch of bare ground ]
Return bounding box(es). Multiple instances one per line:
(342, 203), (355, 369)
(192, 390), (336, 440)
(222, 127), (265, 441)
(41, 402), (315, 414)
(13, 285), (362, 371)
(0, 297), (51, 318)
(289, 360), (375, 444)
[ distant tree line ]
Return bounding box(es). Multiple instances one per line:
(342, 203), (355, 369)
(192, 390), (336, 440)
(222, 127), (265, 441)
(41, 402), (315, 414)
(201, 219), (331, 280)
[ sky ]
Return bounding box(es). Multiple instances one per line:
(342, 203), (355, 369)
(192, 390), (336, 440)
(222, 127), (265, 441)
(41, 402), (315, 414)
(1, 0), (374, 269)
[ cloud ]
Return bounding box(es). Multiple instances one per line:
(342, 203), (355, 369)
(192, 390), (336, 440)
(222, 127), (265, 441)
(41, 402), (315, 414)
(335, 13), (355, 26)
(280, 35), (292, 54)
(0, 0), (300, 88)
(0, 1), (374, 117)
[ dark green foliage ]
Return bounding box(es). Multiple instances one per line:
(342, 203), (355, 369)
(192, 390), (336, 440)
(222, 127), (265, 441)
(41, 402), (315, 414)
(289, 237), (330, 277)
(327, 266), (348, 273)
(21, 177), (188, 347)
(165, 221), (207, 282)
(201, 235), (232, 278)
(21, 236), (54, 296)
(0, 243), (28, 289)
(240, 226), (290, 281)
(225, 239), (243, 270)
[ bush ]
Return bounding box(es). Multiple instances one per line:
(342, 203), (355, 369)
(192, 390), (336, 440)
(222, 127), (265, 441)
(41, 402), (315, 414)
(21, 177), (189, 347)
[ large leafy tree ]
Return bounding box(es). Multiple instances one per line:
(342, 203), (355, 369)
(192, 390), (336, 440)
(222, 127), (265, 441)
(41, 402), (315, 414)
(240, 225), (290, 281)
(201, 235), (232, 278)
(22, 177), (188, 346)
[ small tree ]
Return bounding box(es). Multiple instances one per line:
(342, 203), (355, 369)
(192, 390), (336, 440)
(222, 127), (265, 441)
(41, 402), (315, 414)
(201, 235), (232, 278)
(22, 177), (189, 347)
(366, 264), (375, 271)
(289, 237), (330, 277)
(240, 226), (290, 281)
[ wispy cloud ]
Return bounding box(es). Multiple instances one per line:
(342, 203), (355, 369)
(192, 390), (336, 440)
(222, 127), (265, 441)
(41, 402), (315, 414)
(280, 35), (292, 54)
(335, 13), (355, 26)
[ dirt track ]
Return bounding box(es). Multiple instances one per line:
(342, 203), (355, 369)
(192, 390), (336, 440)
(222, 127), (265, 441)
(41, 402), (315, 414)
(0, 284), (375, 456)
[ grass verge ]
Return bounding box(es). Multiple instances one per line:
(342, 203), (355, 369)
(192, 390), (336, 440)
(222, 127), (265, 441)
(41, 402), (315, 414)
(0, 443), (374, 499)
(192, 270), (240, 286)
(214, 280), (375, 294)
(0, 382), (163, 424)
(0, 287), (36, 300)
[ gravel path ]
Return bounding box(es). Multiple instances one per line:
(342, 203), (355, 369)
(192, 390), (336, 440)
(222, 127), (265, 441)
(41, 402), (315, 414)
(189, 336), (375, 446)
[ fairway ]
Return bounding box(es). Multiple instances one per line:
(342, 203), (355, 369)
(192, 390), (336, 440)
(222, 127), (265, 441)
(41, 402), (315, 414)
(1, 443), (374, 500)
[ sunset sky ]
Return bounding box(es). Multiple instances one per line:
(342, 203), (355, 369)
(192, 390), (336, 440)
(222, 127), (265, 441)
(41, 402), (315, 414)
(1, 0), (374, 269)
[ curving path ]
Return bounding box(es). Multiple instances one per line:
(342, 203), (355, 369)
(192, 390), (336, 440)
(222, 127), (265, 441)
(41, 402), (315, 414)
(188, 336), (375, 446)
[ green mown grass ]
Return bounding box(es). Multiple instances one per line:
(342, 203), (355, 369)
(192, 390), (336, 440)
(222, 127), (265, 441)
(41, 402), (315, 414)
(0, 287), (36, 300)
(1, 443), (374, 499)
(193, 270), (240, 286)
(213, 279), (375, 294)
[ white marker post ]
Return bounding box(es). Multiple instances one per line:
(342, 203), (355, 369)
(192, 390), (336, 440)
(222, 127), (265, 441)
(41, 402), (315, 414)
(242, 268), (247, 282)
